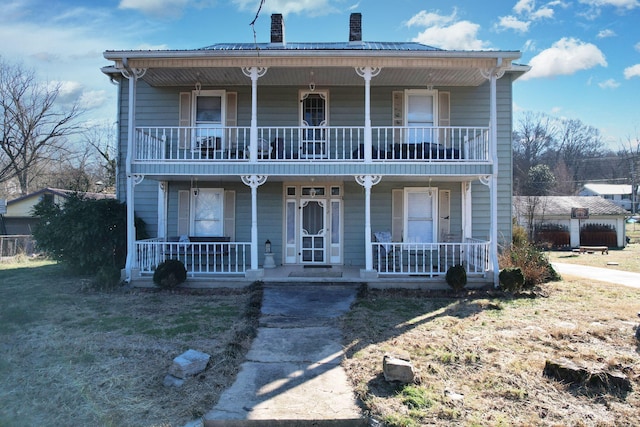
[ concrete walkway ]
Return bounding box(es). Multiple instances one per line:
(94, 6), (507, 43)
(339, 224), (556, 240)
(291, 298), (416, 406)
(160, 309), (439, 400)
(204, 283), (367, 426)
(552, 262), (640, 289)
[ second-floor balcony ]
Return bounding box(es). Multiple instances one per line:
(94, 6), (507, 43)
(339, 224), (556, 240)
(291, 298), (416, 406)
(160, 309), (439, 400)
(133, 125), (490, 164)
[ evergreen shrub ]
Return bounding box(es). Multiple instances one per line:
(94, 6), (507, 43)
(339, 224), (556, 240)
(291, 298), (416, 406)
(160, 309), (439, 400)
(153, 259), (187, 289)
(445, 264), (467, 292)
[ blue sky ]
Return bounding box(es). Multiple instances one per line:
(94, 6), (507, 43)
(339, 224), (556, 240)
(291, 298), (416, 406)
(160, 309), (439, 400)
(1, 0), (639, 149)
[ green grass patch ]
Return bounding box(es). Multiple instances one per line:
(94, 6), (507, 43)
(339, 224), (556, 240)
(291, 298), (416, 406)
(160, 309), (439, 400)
(400, 385), (437, 410)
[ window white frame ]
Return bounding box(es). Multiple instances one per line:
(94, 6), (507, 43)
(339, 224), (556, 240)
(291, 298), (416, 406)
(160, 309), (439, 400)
(193, 90), (226, 153)
(403, 187), (438, 243)
(190, 188), (224, 236)
(405, 89), (438, 144)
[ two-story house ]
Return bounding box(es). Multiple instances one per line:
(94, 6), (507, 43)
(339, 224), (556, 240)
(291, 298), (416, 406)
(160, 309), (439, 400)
(102, 13), (529, 286)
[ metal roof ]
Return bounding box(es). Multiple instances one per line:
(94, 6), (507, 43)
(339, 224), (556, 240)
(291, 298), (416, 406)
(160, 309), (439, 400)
(199, 41), (444, 52)
(513, 196), (629, 217)
(580, 183), (634, 195)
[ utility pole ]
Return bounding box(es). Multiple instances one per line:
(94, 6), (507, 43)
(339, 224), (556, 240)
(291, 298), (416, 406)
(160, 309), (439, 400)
(632, 157), (638, 215)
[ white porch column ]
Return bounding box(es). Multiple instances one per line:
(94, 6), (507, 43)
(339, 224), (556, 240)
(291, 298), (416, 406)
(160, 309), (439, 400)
(481, 60), (505, 288)
(355, 67), (381, 162)
(121, 62), (147, 282)
(241, 175), (268, 273)
(242, 67), (268, 163)
(355, 175), (382, 272)
(461, 182), (472, 240)
(157, 181), (168, 239)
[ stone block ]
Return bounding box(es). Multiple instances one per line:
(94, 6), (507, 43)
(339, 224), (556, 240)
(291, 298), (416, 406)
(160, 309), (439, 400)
(169, 349), (211, 379)
(163, 374), (185, 388)
(383, 353), (414, 384)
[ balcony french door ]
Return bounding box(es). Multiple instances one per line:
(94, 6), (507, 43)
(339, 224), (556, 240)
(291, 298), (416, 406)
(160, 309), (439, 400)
(300, 91), (327, 158)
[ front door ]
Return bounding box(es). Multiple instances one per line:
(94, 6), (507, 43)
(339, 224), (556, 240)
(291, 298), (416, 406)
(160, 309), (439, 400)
(300, 198), (326, 263)
(284, 184), (343, 265)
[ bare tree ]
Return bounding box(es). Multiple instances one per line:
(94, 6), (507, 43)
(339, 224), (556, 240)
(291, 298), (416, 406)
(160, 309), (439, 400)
(555, 118), (603, 186)
(551, 159), (575, 195)
(512, 112), (557, 195)
(82, 123), (117, 191)
(618, 132), (640, 214)
(0, 57), (83, 195)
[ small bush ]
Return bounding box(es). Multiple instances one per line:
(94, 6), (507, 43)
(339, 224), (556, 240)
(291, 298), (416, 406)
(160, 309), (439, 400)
(499, 267), (525, 292)
(445, 264), (467, 292)
(153, 259), (187, 289)
(512, 224), (528, 247)
(499, 234), (560, 289)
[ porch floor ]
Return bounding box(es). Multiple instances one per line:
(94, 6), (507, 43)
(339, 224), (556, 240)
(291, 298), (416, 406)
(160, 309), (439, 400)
(132, 265), (492, 290)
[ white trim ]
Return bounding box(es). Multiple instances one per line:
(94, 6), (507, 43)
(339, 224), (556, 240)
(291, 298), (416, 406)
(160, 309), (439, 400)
(404, 89), (438, 127)
(403, 187), (438, 243)
(282, 182), (343, 265)
(192, 89), (226, 127)
(190, 188), (224, 236)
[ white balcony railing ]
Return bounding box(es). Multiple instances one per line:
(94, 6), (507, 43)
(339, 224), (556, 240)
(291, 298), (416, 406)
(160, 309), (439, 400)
(372, 239), (490, 276)
(136, 238), (250, 276)
(133, 126), (489, 163)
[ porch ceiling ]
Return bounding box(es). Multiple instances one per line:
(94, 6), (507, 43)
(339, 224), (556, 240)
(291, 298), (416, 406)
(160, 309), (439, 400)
(104, 49), (526, 87)
(135, 66), (491, 87)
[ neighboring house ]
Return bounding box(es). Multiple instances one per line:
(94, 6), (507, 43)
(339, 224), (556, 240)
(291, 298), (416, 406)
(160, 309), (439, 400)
(1, 188), (115, 235)
(578, 183), (635, 212)
(101, 13), (529, 285)
(513, 196), (628, 248)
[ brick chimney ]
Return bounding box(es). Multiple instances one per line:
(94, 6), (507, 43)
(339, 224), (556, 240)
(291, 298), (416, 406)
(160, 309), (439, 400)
(349, 13), (362, 42)
(271, 14), (285, 44)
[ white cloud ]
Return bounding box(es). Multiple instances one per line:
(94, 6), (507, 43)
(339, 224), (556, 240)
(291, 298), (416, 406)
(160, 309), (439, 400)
(118, 0), (190, 18)
(408, 10), (488, 50)
(514, 0), (535, 14)
(79, 90), (109, 110)
(522, 39), (537, 52)
(531, 6), (555, 19)
(624, 64), (640, 78)
(635, 42), (640, 51)
(579, 0), (640, 10)
(597, 29), (616, 38)
(598, 78), (620, 88)
(406, 9), (457, 27)
(232, 0), (337, 16)
(521, 37), (607, 80)
(497, 15), (530, 33)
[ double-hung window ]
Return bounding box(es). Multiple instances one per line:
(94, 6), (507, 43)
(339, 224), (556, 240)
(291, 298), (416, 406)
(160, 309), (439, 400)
(404, 187), (438, 243)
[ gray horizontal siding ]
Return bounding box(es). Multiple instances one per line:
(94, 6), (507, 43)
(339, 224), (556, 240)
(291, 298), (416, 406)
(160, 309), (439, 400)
(119, 77), (515, 250)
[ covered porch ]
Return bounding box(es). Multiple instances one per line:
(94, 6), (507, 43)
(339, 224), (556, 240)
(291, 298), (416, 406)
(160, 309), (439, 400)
(126, 171), (496, 285)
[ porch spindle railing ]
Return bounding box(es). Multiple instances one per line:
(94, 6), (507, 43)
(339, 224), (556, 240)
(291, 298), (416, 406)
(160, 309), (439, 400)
(133, 126), (489, 162)
(372, 239), (489, 276)
(136, 239), (250, 276)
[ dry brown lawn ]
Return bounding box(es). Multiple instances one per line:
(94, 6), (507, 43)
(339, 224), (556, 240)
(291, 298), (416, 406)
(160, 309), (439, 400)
(548, 245), (640, 274)
(548, 223), (640, 273)
(0, 259), (260, 427)
(341, 248), (640, 426)
(2, 242), (639, 427)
